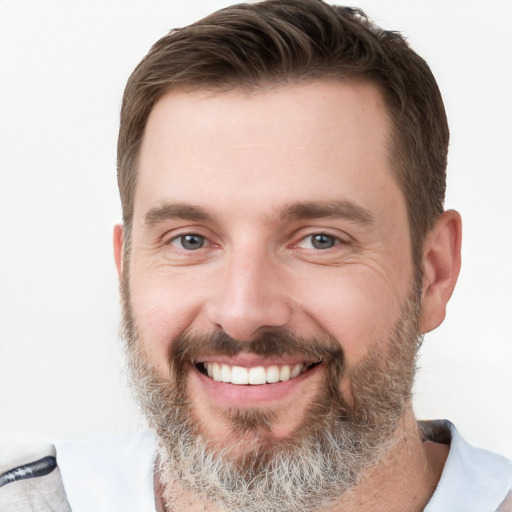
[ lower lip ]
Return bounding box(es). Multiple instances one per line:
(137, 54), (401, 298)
(189, 363), (321, 407)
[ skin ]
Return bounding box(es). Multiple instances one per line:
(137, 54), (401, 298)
(114, 80), (462, 510)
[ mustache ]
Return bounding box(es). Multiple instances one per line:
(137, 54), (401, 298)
(168, 327), (345, 374)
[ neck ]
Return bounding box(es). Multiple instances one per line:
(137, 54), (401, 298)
(155, 408), (448, 512)
(325, 409), (448, 512)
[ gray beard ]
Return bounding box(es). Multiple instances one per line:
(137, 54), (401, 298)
(122, 285), (421, 512)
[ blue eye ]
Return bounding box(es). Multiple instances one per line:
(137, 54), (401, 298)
(309, 234), (337, 249)
(175, 234), (206, 250)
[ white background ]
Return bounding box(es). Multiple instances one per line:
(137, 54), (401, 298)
(0, 0), (511, 463)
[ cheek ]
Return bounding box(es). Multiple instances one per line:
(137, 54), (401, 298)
(293, 265), (405, 365)
(128, 270), (206, 375)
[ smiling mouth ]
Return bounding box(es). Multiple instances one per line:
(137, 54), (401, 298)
(195, 361), (321, 385)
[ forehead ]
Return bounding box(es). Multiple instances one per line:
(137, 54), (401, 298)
(134, 80), (401, 223)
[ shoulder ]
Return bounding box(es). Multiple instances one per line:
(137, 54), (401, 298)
(421, 420), (512, 512)
(0, 448), (71, 512)
(55, 431), (157, 511)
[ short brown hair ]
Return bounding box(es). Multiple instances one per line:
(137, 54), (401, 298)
(118, 0), (448, 270)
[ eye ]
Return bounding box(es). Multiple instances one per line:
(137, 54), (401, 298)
(306, 233), (339, 250)
(171, 234), (206, 250)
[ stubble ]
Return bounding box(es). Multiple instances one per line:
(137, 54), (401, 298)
(121, 277), (422, 512)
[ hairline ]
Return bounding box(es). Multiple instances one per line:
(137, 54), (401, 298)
(122, 74), (414, 234)
(121, 75), (428, 285)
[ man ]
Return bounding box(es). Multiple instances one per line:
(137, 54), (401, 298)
(1, 0), (511, 510)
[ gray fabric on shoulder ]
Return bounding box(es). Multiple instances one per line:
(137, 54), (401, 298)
(0, 451), (71, 512)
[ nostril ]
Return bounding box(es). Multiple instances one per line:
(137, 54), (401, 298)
(207, 302), (293, 341)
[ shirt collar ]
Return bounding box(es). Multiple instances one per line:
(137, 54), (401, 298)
(56, 431), (157, 512)
(422, 420), (512, 512)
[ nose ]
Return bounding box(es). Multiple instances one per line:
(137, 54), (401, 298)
(205, 248), (292, 341)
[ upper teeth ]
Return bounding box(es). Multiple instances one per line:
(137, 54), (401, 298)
(204, 362), (306, 385)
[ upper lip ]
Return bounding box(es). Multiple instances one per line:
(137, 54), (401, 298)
(194, 353), (318, 367)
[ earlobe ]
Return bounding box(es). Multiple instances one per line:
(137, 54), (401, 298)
(419, 210), (462, 334)
(113, 224), (125, 279)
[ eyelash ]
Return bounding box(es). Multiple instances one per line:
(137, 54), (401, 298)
(168, 233), (209, 250)
(163, 230), (350, 253)
(295, 233), (346, 250)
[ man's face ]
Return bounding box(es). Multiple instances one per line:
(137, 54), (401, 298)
(120, 80), (420, 508)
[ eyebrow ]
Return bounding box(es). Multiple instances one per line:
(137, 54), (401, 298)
(144, 203), (211, 225)
(277, 200), (374, 225)
(144, 199), (374, 227)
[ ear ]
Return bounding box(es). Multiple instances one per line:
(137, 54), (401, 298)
(113, 223), (124, 280)
(419, 210), (462, 334)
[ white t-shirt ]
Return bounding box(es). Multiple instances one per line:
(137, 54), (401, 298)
(55, 421), (512, 512)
